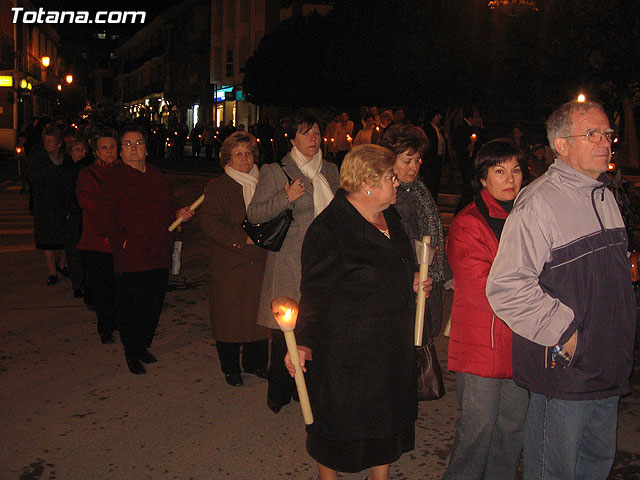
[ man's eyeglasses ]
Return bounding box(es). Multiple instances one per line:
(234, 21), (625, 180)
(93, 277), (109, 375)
(562, 131), (617, 144)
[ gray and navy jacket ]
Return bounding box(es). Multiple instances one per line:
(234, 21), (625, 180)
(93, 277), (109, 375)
(486, 159), (636, 400)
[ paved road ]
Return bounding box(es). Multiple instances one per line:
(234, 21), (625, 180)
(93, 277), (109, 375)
(1, 173), (639, 479)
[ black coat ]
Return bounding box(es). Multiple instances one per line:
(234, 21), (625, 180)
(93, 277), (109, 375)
(296, 189), (417, 442)
(25, 151), (73, 247)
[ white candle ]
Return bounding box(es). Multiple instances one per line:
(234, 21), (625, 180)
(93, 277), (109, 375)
(272, 296), (314, 425)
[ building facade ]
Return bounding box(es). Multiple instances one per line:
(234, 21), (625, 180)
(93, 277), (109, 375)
(0, 0), (65, 150)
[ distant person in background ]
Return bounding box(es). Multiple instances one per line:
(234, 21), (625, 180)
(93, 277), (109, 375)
(509, 124), (530, 152)
(203, 122), (217, 161)
(332, 112), (354, 169)
(25, 125), (72, 286)
(77, 126), (120, 345)
(529, 144), (549, 177)
(422, 109), (448, 199)
(190, 122), (203, 158)
(371, 110), (394, 145)
(274, 117), (291, 163)
(63, 135), (94, 299)
(352, 113), (376, 146)
(452, 107), (486, 214)
(393, 107), (406, 125)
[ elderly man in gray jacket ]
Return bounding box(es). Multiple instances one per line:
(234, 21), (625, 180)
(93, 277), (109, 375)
(486, 101), (636, 480)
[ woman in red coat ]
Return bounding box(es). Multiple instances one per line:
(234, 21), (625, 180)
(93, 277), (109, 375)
(443, 141), (529, 480)
(76, 127), (119, 345)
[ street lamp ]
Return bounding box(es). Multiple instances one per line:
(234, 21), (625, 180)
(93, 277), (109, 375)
(41, 56), (50, 67)
(65, 74), (73, 84)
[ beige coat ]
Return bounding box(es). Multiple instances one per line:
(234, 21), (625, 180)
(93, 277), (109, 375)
(246, 153), (340, 329)
(199, 173), (270, 342)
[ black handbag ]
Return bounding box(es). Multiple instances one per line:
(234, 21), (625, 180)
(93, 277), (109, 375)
(242, 164), (294, 252)
(415, 315), (445, 401)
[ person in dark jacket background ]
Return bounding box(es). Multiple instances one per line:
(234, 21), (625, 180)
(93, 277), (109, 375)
(487, 101), (636, 480)
(286, 144), (432, 480)
(25, 125), (72, 286)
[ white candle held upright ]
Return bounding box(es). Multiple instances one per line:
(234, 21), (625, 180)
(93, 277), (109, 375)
(271, 297), (314, 425)
(414, 236), (436, 346)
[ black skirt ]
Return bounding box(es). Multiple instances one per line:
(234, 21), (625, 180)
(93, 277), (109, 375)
(306, 425), (414, 473)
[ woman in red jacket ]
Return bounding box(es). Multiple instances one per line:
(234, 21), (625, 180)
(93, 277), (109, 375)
(442, 141), (529, 480)
(76, 126), (119, 345)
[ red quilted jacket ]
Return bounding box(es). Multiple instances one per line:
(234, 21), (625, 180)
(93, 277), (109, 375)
(445, 189), (514, 378)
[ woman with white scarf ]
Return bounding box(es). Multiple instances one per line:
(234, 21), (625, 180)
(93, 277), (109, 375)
(247, 112), (340, 413)
(200, 132), (271, 387)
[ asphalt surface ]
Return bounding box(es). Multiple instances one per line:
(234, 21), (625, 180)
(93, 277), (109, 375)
(0, 152), (639, 479)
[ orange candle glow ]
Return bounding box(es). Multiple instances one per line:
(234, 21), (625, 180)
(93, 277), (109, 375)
(272, 297), (313, 424)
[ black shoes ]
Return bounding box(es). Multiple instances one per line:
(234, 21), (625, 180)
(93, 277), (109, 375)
(56, 265), (70, 278)
(46, 275), (58, 286)
(139, 350), (157, 364)
(245, 368), (268, 379)
(73, 289), (84, 298)
(100, 332), (115, 344)
(126, 357), (146, 375)
(225, 374), (243, 386)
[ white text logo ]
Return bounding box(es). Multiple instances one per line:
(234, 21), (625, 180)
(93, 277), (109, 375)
(12, 8), (146, 24)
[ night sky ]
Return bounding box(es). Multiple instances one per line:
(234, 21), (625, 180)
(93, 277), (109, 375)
(28, 1), (167, 43)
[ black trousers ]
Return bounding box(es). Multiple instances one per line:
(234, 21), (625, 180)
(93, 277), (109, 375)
(84, 251), (116, 335)
(267, 329), (297, 407)
(115, 268), (168, 359)
(216, 340), (268, 375)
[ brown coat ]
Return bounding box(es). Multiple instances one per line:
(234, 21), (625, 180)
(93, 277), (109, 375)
(200, 173), (270, 343)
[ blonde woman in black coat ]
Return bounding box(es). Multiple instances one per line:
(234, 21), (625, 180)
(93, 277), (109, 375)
(286, 144), (433, 480)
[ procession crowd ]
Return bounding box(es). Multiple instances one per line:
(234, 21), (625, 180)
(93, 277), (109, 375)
(17, 99), (635, 480)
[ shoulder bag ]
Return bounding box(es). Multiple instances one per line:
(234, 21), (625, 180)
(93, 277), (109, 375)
(242, 164), (294, 252)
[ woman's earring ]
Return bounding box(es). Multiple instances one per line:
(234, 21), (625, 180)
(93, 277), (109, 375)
(367, 190), (371, 195)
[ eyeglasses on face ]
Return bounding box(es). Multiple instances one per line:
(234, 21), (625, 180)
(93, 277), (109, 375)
(231, 151), (254, 159)
(122, 140), (146, 148)
(562, 131), (617, 144)
(382, 173), (399, 183)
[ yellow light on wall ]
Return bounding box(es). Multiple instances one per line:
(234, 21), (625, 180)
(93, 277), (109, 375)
(19, 79), (28, 89)
(27, 82), (32, 90)
(41, 56), (50, 67)
(65, 74), (73, 84)
(0, 75), (13, 87)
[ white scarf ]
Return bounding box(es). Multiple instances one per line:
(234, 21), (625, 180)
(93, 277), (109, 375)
(290, 146), (334, 217)
(224, 164), (259, 208)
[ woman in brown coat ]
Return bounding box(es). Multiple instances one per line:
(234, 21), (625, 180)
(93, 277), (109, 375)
(200, 132), (270, 387)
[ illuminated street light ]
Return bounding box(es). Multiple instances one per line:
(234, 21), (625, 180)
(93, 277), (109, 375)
(41, 56), (50, 67)
(57, 84), (62, 91)
(65, 74), (73, 84)
(19, 79), (27, 89)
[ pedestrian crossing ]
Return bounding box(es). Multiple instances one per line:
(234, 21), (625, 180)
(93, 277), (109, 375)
(0, 186), (34, 253)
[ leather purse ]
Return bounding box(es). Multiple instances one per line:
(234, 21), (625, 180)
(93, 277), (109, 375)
(242, 164), (294, 252)
(415, 316), (445, 401)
